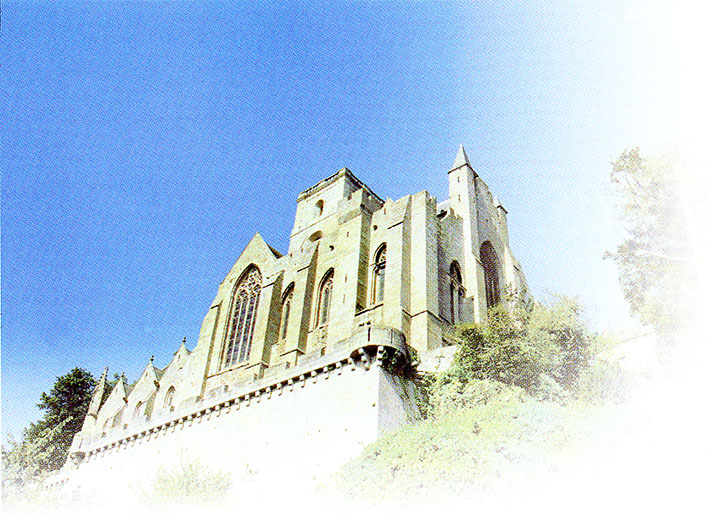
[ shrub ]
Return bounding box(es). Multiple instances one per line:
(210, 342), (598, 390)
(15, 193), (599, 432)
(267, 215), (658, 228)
(535, 373), (570, 403)
(431, 379), (527, 417)
(447, 296), (595, 396)
(574, 359), (629, 403)
(147, 459), (231, 504)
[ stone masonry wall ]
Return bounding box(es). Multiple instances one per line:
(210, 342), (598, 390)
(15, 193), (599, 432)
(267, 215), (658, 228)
(55, 348), (418, 505)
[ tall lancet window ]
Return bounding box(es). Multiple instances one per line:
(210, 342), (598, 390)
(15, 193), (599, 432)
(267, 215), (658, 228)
(164, 386), (176, 410)
(317, 270), (334, 326)
(223, 266), (262, 368)
(133, 401), (144, 420)
(280, 284), (294, 340)
(480, 242), (501, 308)
(372, 244), (386, 304)
(449, 262), (465, 324)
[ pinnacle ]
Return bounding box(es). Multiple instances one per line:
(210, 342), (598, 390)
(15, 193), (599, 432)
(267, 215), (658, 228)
(450, 144), (471, 171)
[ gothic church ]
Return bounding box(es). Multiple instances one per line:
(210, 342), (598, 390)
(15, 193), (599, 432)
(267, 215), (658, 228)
(63, 146), (529, 490)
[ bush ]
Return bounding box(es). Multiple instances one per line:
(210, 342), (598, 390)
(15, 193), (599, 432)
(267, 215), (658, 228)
(574, 360), (629, 402)
(448, 296), (595, 396)
(147, 459), (231, 504)
(414, 372), (437, 419)
(535, 374), (570, 403)
(431, 379), (527, 417)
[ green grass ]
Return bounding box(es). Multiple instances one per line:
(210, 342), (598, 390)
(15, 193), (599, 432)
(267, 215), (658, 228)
(334, 399), (653, 506)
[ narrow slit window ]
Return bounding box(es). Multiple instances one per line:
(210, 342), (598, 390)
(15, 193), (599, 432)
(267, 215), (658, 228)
(372, 245), (386, 304)
(280, 286), (293, 340)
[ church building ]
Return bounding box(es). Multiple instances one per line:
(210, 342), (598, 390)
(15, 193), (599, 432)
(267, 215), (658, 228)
(63, 146), (530, 491)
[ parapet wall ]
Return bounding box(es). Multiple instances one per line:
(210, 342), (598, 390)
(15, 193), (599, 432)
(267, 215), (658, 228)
(52, 344), (420, 504)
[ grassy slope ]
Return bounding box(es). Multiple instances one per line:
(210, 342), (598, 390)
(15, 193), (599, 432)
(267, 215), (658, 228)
(331, 397), (688, 513)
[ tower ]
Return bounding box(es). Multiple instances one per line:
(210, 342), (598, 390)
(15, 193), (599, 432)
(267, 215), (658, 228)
(447, 145), (483, 320)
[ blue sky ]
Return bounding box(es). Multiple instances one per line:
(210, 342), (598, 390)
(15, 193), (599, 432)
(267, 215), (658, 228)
(1, 1), (686, 441)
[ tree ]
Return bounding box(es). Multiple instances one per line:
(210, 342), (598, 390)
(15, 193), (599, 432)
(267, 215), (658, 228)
(605, 148), (700, 337)
(448, 296), (595, 398)
(3, 367), (96, 485)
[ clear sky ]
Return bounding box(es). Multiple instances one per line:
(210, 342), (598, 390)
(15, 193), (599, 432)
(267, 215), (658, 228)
(1, 1), (694, 441)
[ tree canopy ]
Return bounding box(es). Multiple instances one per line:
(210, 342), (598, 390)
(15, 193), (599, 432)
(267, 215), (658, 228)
(447, 297), (596, 400)
(606, 148), (699, 337)
(3, 367), (96, 488)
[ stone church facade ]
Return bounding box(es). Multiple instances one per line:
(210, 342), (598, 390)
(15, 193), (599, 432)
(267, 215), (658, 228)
(61, 146), (529, 495)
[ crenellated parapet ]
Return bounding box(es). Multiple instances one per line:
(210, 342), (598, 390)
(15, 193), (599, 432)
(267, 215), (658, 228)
(66, 326), (417, 469)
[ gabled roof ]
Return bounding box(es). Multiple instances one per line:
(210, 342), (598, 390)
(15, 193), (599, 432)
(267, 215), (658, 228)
(161, 338), (191, 374)
(268, 244), (283, 258)
(136, 358), (163, 386)
(174, 336), (190, 357)
(222, 232), (282, 284)
(104, 374), (128, 405)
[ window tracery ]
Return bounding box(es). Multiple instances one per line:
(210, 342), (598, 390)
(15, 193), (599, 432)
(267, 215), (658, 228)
(317, 270), (334, 326)
(223, 266), (262, 368)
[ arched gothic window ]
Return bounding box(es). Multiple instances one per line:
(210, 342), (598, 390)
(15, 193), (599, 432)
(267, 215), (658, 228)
(372, 245), (386, 304)
(164, 386), (176, 410)
(111, 409), (123, 428)
(317, 270), (334, 326)
(449, 262), (465, 324)
(133, 401), (144, 420)
(280, 284), (294, 340)
(480, 242), (501, 308)
(223, 266), (262, 368)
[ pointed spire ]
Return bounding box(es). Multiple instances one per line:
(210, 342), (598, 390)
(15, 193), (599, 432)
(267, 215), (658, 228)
(87, 366), (110, 418)
(450, 144), (471, 171)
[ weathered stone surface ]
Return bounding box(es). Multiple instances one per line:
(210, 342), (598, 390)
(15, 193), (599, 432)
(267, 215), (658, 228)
(61, 147), (530, 498)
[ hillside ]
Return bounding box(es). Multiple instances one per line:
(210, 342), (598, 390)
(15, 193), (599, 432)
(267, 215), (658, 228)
(329, 392), (699, 516)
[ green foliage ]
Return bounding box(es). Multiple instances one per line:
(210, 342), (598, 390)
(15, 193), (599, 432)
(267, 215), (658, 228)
(606, 148), (698, 335)
(431, 379), (528, 417)
(3, 418), (71, 486)
(534, 373), (571, 403)
(2, 367), (96, 493)
(447, 296), (594, 399)
(147, 459), (231, 504)
(413, 372), (437, 419)
(335, 399), (640, 505)
(574, 359), (630, 403)
(29, 367), (96, 471)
